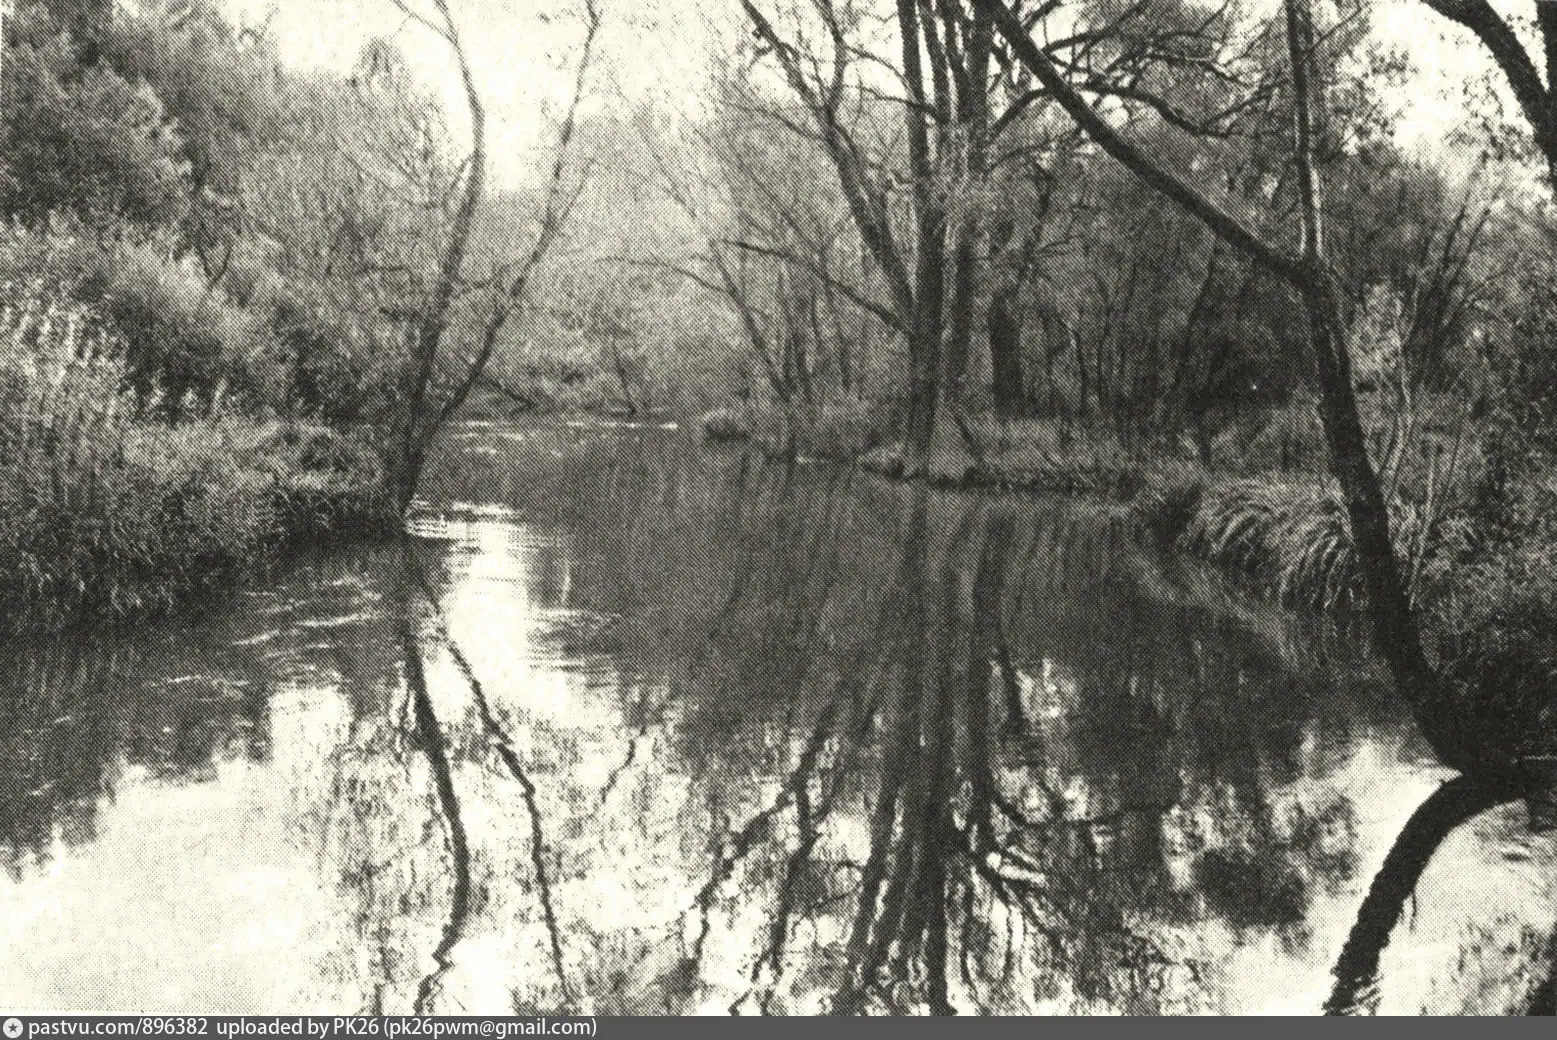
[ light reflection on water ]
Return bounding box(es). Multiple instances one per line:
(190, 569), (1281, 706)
(0, 424), (1553, 1015)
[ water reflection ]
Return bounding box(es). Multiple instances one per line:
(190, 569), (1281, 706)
(0, 424), (1553, 1014)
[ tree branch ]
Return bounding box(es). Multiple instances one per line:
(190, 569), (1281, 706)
(721, 238), (907, 333)
(967, 0), (1303, 283)
(1417, 0), (1557, 181)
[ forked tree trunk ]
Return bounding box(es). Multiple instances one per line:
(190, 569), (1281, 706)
(391, 0), (487, 515)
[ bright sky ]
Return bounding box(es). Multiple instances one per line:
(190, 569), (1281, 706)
(220, 0), (1540, 188)
(223, 0), (732, 187)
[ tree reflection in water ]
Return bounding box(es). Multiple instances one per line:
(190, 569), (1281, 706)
(0, 427), (1554, 1014)
(514, 431), (1553, 1015)
(672, 484), (1329, 1013)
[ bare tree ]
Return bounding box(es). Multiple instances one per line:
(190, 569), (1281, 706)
(386, 0), (602, 513)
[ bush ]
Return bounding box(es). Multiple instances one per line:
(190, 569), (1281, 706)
(1238, 399), (1328, 473)
(0, 285), (388, 634)
(1, 8), (189, 227)
(699, 405), (749, 442)
(1438, 577), (1557, 763)
(255, 284), (399, 425)
(1130, 460), (1209, 543)
(0, 229), (281, 418)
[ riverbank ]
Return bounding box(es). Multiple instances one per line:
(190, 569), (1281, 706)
(9, 418), (1549, 1016)
(0, 415), (395, 638)
(696, 400), (1557, 639)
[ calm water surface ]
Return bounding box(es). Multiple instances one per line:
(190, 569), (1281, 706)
(1, 423), (1553, 1015)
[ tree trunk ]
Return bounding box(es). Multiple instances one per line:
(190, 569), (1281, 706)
(1279, 0), (1474, 771)
(986, 290), (1025, 416)
(898, 0), (946, 476)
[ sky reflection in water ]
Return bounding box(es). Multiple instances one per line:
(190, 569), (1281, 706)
(0, 424), (1553, 1015)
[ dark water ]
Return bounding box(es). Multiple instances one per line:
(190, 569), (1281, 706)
(1, 423), (1553, 1015)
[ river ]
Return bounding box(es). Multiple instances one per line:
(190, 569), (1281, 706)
(0, 422), (1553, 1015)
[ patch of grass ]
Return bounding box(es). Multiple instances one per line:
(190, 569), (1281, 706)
(0, 288), (391, 635)
(699, 398), (896, 461)
(801, 398), (895, 459)
(1142, 474), (1448, 612)
(859, 441), (905, 478)
(1181, 478), (1357, 608)
(857, 416), (1144, 491)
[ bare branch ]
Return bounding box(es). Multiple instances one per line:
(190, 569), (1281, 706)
(967, 0), (1303, 283)
(721, 238), (907, 332)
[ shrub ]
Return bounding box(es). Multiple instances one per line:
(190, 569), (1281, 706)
(700, 405), (749, 443)
(0, 284), (388, 634)
(1130, 460), (1209, 543)
(1, 9), (189, 227)
(256, 284), (398, 425)
(1238, 399), (1328, 473)
(1438, 579), (1557, 763)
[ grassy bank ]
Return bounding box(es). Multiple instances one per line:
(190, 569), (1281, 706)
(700, 402), (1144, 492)
(699, 398), (897, 461)
(0, 294), (394, 637)
(861, 416), (1143, 493)
(691, 394), (1547, 628)
(0, 411), (394, 636)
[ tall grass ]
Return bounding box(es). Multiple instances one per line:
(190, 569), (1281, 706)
(0, 284), (390, 635)
(699, 397), (896, 460)
(1154, 474), (1455, 612)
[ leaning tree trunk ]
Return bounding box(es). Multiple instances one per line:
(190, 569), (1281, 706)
(392, 0), (487, 515)
(1296, 269), (1471, 767)
(967, 0), (1502, 779)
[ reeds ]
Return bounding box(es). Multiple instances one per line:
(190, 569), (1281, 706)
(0, 282), (388, 635)
(1170, 475), (1448, 611)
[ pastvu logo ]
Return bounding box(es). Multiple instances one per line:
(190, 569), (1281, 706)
(3, 1017), (23, 1039)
